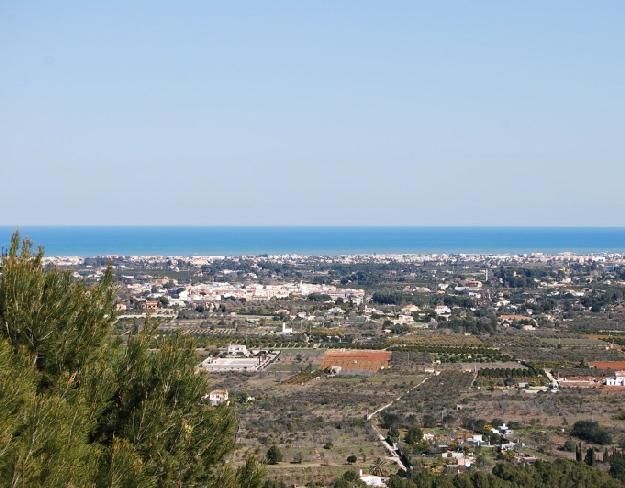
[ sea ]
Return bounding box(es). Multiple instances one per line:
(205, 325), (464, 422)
(1, 226), (625, 257)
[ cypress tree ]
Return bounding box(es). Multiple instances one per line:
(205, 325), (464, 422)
(585, 447), (594, 466)
(576, 443), (583, 462)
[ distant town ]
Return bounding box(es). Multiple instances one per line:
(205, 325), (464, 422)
(39, 251), (625, 485)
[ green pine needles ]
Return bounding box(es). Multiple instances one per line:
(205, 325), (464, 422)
(0, 232), (263, 487)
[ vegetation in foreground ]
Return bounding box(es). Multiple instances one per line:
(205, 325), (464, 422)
(0, 233), (264, 487)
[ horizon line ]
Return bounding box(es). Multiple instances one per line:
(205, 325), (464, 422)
(3, 225), (625, 229)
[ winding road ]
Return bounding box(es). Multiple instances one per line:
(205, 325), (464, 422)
(366, 376), (430, 471)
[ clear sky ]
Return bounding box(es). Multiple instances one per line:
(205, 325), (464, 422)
(2, 1), (624, 226)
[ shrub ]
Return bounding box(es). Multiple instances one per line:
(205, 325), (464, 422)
(571, 421), (613, 445)
(266, 445), (283, 464)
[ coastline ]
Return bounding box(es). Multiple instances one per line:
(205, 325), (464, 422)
(3, 226), (625, 257)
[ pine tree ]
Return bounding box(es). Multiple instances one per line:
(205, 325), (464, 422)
(235, 457), (266, 488)
(266, 445), (283, 465)
(0, 232), (262, 487)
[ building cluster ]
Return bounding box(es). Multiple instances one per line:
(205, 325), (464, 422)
(43, 250), (625, 343)
(408, 422), (534, 476)
(199, 344), (280, 372)
(122, 279), (364, 311)
(555, 362), (625, 388)
(43, 251), (625, 270)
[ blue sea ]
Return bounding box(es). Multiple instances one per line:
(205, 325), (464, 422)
(1, 227), (625, 256)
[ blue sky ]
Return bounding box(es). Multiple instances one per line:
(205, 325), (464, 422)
(2, 1), (624, 226)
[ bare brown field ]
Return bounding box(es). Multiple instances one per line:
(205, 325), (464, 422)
(320, 349), (392, 374)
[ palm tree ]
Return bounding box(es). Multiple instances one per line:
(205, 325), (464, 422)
(370, 457), (385, 476)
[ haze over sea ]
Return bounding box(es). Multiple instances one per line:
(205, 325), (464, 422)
(2, 227), (625, 257)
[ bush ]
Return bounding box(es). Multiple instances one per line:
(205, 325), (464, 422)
(422, 414), (437, 428)
(404, 427), (423, 445)
(266, 445), (283, 465)
(571, 421), (613, 444)
(562, 439), (577, 452)
(610, 453), (625, 482)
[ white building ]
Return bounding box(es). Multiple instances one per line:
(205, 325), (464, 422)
(199, 350), (281, 373)
(359, 469), (387, 487)
(227, 344), (249, 357)
(605, 372), (625, 386)
(206, 389), (229, 406)
(435, 305), (451, 316)
(466, 434), (483, 445)
(442, 451), (474, 467)
(500, 441), (516, 451)
(394, 314), (415, 325)
(497, 423), (513, 436)
(401, 304), (421, 314)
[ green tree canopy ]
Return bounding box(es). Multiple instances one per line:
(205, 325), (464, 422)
(0, 233), (261, 487)
(266, 445), (283, 465)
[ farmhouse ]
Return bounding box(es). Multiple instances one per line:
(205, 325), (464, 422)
(435, 305), (451, 316)
(205, 389), (229, 406)
(604, 370), (625, 386)
(358, 469), (387, 487)
(558, 376), (600, 388)
(200, 348), (280, 373)
(497, 314), (535, 327)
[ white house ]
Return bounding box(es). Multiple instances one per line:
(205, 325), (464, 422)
(401, 304), (421, 314)
(394, 314), (415, 325)
(605, 372), (625, 386)
(443, 451), (466, 460)
(442, 452), (474, 467)
(466, 434), (484, 445)
(456, 456), (474, 468)
(500, 441), (516, 451)
(204, 389), (229, 406)
(435, 305), (451, 316)
(359, 469), (387, 487)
